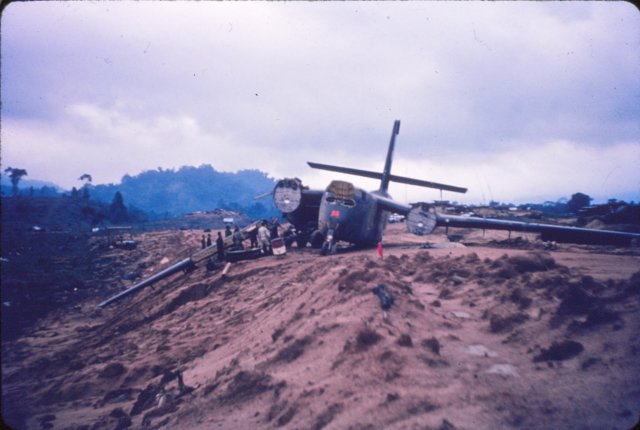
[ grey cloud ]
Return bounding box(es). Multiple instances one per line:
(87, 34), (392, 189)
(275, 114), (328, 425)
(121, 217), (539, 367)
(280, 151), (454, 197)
(1, 1), (638, 202)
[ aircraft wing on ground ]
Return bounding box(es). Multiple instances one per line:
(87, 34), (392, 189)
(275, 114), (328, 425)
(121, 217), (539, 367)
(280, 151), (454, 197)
(373, 200), (640, 246)
(434, 213), (640, 246)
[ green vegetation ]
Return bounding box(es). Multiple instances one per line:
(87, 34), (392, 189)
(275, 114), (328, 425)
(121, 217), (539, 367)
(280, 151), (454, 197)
(88, 165), (278, 220)
(3, 167), (28, 196)
(2, 164), (279, 222)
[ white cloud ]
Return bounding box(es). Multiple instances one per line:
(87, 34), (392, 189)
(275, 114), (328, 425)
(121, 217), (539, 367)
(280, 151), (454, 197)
(2, 104), (274, 188)
(1, 1), (638, 204)
(388, 140), (640, 204)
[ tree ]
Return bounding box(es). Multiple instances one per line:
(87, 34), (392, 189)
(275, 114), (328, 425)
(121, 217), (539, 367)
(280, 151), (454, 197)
(109, 191), (129, 223)
(567, 192), (592, 214)
(78, 173), (93, 183)
(79, 173), (92, 200)
(4, 167), (28, 196)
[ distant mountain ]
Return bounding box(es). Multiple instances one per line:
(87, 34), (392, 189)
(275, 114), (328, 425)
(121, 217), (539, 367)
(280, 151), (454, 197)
(88, 165), (278, 220)
(1, 176), (60, 189)
(1, 177), (63, 197)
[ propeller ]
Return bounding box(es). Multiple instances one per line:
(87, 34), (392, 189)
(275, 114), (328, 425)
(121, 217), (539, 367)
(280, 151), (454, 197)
(254, 191), (272, 200)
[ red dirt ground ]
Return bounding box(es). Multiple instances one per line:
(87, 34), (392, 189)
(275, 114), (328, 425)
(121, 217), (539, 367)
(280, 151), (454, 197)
(2, 223), (639, 430)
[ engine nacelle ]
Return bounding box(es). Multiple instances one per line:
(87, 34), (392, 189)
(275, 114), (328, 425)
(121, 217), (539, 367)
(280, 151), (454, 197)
(406, 203), (437, 236)
(273, 178), (303, 214)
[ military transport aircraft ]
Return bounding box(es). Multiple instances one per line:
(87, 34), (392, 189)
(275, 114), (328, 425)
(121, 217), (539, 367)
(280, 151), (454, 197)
(271, 120), (640, 254)
(272, 120), (468, 254)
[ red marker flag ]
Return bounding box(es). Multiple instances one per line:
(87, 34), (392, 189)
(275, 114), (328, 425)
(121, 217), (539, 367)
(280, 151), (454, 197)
(377, 241), (383, 259)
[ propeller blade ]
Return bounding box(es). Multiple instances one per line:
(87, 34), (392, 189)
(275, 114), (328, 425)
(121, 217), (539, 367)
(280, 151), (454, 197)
(254, 191), (272, 200)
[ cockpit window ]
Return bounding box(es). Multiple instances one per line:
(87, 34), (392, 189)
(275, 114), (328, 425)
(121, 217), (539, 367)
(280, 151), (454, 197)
(326, 196), (355, 207)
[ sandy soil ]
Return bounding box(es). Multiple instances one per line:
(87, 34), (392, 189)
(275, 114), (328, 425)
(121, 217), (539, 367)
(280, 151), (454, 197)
(2, 223), (639, 430)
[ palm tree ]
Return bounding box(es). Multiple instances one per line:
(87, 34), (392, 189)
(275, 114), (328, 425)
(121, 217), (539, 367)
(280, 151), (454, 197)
(4, 167), (28, 196)
(78, 173), (92, 183)
(79, 173), (93, 199)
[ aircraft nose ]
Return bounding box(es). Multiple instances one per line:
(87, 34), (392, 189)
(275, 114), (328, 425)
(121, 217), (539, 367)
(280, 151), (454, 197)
(323, 207), (344, 230)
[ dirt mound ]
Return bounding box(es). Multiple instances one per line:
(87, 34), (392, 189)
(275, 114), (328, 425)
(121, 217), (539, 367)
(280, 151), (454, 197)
(2, 227), (640, 430)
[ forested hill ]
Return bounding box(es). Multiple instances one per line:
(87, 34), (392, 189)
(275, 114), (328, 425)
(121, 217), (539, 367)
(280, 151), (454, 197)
(89, 165), (278, 219)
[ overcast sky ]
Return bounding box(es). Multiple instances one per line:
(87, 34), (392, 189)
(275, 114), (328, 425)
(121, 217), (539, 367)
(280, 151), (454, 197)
(1, 1), (639, 204)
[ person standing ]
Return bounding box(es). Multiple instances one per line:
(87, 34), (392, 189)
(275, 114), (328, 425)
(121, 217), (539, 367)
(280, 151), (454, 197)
(225, 225), (232, 237)
(201, 235), (206, 249)
(258, 221), (271, 254)
(216, 232), (225, 261)
(233, 227), (245, 250)
(206, 233), (212, 247)
(249, 226), (258, 249)
(270, 217), (280, 238)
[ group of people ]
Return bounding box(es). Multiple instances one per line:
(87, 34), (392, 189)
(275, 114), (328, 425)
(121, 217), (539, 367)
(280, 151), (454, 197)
(254, 217), (281, 254)
(205, 230), (227, 271)
(210, 217), (282, 258)
(200, 233), (212, 249)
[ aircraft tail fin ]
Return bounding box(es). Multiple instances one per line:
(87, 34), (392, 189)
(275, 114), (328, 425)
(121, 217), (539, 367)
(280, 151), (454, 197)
(307, 120), (467, 194)
(380, 120), (401, 193)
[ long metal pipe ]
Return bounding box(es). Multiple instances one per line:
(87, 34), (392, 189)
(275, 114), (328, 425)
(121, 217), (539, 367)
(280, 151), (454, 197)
(98, 220), (264, 309)
(98, 257), (193, 308)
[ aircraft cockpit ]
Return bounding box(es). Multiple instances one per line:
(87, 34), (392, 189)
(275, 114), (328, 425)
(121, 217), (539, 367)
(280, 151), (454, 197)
(325, 196), (356, 207)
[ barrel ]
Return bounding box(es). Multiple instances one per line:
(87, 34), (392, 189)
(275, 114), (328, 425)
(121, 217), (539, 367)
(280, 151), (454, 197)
(271, 237), (286, 256)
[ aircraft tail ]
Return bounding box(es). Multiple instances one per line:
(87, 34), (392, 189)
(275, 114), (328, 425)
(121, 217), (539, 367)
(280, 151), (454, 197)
(380, 120), (400, 193)
(307, 120), (468, 194)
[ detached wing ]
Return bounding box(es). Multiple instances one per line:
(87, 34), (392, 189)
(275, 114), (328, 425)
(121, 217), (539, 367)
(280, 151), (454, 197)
(435, 213), (640, 246)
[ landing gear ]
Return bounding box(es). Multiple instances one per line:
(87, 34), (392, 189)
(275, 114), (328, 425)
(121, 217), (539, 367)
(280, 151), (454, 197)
(296, 236), (308, 248)
(320, 240), (337, 256)
(319, 228), (337, 256)
(310, 230), (325, 249)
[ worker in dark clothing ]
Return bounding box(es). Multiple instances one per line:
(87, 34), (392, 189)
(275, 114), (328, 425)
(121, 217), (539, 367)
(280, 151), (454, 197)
(216, 232), (225, 262)
(270, 217), (280, 238)
(206, 233), (212, 247)
(225, 225), (232, 237)
(233, 227), (244, 250)
(249, 227), (258, 249)
(283, 225), (297, 249)
(201, 235), (206, 249)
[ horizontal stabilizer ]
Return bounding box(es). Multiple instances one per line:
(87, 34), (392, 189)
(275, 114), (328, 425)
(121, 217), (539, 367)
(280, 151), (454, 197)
(308, 162), (381, 180)
(388, 174), (467, 194)
(307, 162), (467, 194)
